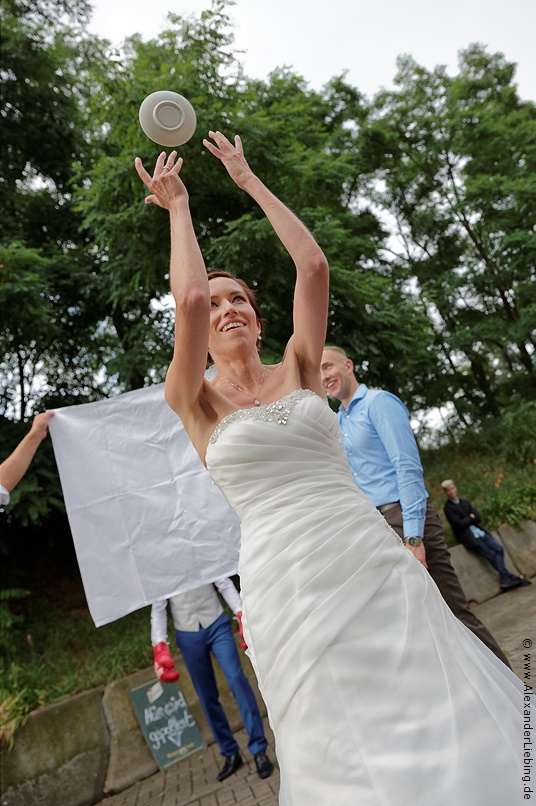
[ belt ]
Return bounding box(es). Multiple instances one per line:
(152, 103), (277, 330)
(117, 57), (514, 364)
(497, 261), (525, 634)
(377, 501), (400, 515)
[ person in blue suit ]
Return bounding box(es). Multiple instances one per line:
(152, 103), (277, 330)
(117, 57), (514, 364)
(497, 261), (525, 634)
(151, 577), (273, 782)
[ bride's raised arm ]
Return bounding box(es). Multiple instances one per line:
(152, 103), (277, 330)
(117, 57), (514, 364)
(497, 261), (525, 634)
(134, 151), (210, 426)
(203, 132), (330, 377)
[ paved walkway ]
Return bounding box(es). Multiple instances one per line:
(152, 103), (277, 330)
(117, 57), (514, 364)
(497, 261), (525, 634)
(99, 579), (535, 806)
(99, 719), (279, 806)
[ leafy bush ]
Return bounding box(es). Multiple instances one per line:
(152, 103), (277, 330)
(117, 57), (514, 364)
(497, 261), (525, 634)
(421, 405), (536, 542)
(0, 588), (30, 634)
(477, 484), (536, 531)
(0, 598), (153, 748)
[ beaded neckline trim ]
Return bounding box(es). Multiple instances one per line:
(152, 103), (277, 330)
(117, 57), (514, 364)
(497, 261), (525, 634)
(208, 389), (324, 446)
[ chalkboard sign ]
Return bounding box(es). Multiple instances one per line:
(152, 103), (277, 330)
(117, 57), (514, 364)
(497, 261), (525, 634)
(129, 678), (206, 770)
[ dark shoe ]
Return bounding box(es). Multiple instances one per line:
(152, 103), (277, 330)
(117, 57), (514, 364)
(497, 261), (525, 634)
(254, 750), (274, 779)
(500, 578), (520, 591)
(500, 576), (529, 592)
(216, 752), (243, 782)
(516, 577), (532, 587)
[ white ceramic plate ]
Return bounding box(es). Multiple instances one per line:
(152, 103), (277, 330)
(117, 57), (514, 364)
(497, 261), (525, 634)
(139, 90), (197, 147)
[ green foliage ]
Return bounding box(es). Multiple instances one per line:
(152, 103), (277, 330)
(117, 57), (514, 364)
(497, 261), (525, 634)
(0, 1), (119, 419)
(4, 3), (534, 431)
(355, 45), (536, 422)
(0, 597), (152, 747)
(0, 418), (64, 537)
(422, 403), (536, 542)
(0, 588), (30, 633)
(477, 485), (536, 531)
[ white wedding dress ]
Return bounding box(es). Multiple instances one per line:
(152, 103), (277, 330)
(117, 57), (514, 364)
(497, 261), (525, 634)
(206, 390), (522, 805)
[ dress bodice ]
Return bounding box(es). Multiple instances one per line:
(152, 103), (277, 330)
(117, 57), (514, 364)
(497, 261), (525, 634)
(205, 390), (361, 526)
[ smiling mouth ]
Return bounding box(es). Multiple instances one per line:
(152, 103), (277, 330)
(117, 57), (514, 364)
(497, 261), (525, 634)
(222, 322), (245, 332)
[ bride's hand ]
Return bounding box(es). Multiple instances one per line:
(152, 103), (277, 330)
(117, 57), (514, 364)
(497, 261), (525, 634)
(134, 151), (187, 208)
(203, 131), (254, 190)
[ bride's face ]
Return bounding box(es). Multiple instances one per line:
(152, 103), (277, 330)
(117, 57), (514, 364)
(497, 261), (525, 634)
(208, 276), (261, 358)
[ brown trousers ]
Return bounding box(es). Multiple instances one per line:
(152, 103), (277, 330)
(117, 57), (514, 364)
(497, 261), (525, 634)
(381, 502), (511, 668)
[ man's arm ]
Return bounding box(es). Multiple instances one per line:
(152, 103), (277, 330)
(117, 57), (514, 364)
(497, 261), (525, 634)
(150, 599), (179, 683)
(214, 577), (243, 615)
(368, 393), (427, 539)
(468, 501), (482, 524)
(368, 393), (428, 567)
(214, 577), (247, 649)
(444, 499), (477, 532)
(150, 599), (169, 646)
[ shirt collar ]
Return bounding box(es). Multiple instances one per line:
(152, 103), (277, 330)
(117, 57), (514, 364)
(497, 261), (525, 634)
(338, 383), (368, 413)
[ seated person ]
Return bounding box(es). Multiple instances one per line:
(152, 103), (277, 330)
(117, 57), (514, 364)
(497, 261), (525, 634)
(441, 479), (531, 592)
(151, 577), (273, 782)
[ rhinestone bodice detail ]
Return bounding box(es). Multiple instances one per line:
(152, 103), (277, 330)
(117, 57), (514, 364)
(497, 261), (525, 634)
(208, 389), (323, 446)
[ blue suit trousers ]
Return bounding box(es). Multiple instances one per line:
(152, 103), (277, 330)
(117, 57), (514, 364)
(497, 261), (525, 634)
(175, 612), (267, 757)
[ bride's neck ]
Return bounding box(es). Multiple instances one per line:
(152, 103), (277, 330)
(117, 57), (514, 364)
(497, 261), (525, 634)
(214, 354), (264, 386)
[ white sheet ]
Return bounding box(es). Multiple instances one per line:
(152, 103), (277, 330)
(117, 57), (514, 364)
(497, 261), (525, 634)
(48, 383), (240, 626)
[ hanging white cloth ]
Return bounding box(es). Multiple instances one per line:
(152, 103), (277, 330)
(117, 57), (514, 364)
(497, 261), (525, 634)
(48, 383), (240, 627)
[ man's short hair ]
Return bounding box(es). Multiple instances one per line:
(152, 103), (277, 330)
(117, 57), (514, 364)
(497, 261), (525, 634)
(323, 345), (350, 360)
(441, 479), (455, 490)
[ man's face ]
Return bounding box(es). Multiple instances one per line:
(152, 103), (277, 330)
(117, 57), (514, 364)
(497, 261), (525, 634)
(444, 484), (458, 501)
(321, 349), (355, 401)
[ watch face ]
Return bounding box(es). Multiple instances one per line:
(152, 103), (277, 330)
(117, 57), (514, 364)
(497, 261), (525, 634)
(407, 537), (422, 546)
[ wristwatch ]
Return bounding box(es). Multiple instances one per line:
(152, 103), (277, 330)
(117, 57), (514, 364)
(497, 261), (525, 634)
(406, 536), (423, 547)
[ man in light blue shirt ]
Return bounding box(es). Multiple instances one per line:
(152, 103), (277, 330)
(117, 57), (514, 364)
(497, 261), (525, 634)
(321, 345), (510, 666)
(335, 382), (427, 546)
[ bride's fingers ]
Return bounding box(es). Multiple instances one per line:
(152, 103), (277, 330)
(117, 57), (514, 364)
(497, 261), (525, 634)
(155, 151), (167, 174)
(134, 157), (153, 184)
(168, 156), (183, 174)
(234, 134), (244, 154)
(165, 150), (177, 169)
(208, 130), (236, 150)
(203, 138), (223, 159)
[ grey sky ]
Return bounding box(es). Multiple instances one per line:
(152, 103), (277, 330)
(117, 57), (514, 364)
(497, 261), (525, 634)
(88, 0), (536, 101)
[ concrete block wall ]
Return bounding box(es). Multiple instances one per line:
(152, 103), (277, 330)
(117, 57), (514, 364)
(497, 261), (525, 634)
(447, 530), (522, 603)
(0, 636), (266, 806)
(448, 520), (535, 603)
(0, 688), (109, 806)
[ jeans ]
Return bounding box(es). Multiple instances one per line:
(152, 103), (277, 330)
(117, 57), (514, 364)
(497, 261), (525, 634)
(474, 531), (517, 584)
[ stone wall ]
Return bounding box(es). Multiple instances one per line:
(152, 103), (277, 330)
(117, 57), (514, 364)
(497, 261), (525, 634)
(448, 520), (535, 603)
(1, 520), (534, 805)
(0, 635), (266, 806)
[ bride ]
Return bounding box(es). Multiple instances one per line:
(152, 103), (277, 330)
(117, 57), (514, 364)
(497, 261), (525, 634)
(135, 133), (522, 805)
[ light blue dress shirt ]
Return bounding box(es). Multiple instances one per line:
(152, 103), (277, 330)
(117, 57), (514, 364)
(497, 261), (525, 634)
(337, 384), (428, 538)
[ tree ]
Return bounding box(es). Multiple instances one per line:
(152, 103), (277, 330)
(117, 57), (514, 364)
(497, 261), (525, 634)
(76, 4), (434, 400)
(0, 0), (117, 541)
(0, 0), (117, 420)
(356, 44), (536, 424)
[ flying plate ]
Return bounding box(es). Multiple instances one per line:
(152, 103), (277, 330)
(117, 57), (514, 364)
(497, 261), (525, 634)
(139, 90), (197, 147)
